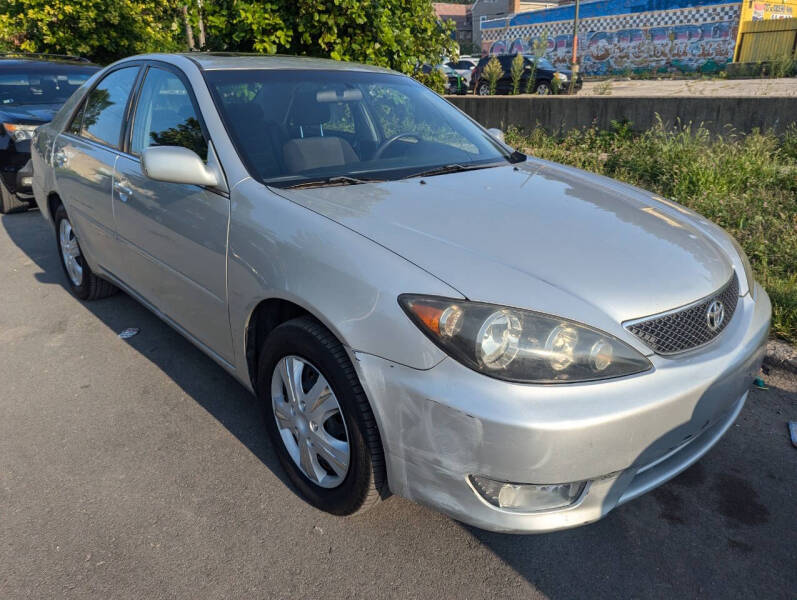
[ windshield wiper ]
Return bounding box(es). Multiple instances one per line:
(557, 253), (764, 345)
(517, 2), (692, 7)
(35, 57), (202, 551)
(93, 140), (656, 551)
(401, 162), (503, 180)
(283, 175), (383, 190)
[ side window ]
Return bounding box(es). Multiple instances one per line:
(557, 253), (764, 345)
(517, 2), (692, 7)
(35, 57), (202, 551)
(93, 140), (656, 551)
(131, 68), (207, 160)
(81, 67), (139, 148)
(67, 101), (85, 135)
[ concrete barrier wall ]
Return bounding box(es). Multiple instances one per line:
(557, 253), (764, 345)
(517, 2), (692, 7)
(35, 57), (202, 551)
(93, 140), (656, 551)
(445, 96), (797, 136)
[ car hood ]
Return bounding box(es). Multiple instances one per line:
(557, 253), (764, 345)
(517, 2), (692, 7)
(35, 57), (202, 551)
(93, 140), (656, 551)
(0, 104), (60, 124)
(275, 159), (733, 333)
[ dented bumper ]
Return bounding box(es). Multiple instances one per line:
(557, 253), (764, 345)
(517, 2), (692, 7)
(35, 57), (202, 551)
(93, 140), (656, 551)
(353, 286), (770, 533)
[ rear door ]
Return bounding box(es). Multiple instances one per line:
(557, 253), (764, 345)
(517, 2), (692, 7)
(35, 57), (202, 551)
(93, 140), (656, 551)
(113, 64), (233, 362)
(53, 65), (140, 274)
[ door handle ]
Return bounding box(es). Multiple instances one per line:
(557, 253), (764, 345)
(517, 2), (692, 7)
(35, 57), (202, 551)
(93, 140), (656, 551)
(113, 181), (133, 202)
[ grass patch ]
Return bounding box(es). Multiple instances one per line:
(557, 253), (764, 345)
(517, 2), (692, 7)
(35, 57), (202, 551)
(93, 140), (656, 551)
(506, 120), (797, 343)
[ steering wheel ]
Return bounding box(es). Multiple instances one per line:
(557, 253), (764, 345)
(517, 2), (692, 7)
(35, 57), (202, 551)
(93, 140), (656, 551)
(373, 133), (419, 160)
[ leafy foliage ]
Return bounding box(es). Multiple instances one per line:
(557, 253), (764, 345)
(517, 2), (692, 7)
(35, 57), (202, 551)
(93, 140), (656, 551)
(202, 0), (458, 75)
(483, 56), (503, 95)
(510, 54), (524, 95)
(524, 32), (548, 94)
(0, 0), (457, 72)
(506, 120), (797, 342)
(0, 0), (184, 64)
(415, 68), (447, 95)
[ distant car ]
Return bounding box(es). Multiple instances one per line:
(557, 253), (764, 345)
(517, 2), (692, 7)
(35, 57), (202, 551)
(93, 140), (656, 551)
(419, 63), (467, 95)
(440, 64), (467, 95)
(0, 53), (99, 213)
(446, 58), (478, 87)
(471, 54), (582, 96)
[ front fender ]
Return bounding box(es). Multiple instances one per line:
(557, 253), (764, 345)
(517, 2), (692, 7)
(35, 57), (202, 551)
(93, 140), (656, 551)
(227, 178), (461, 383)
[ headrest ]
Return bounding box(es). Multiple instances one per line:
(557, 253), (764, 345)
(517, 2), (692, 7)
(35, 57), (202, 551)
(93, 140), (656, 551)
(288, 90), (331, 127)
(224, 102), (266, 127)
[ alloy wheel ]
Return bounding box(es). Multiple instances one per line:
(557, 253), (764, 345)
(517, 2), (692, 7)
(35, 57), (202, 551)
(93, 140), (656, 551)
(59, 218), (83, 286)
(271, 355), (351, 489)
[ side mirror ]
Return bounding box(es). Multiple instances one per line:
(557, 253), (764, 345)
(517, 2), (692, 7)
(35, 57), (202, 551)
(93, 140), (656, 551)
(487, 128), (505, 143)
(141, 146), (219, 187)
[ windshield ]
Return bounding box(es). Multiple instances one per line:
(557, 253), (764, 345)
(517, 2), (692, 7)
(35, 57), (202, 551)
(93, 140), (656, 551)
(0, 65), (98, 107)
(205, 69), (512, 187)
(526, 57), (556, 71)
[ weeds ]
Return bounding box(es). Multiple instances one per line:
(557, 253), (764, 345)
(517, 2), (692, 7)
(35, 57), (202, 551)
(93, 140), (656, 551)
(594, 79), (613, 95)
(506, 120), (797, 342)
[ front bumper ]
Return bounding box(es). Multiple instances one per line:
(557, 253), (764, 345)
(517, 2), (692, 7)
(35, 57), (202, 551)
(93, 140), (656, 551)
(353, 285), (770, 533)
(1, 146), (34, 200)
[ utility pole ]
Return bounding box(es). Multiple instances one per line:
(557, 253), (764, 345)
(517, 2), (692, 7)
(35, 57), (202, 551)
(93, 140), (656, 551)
(569, 0), (580, 94)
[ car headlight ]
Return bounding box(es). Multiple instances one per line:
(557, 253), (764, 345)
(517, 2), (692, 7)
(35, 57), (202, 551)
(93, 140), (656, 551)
(3, 123), (38, 143)
(554, 72), (568, 82)
(400, 295), (652, 384)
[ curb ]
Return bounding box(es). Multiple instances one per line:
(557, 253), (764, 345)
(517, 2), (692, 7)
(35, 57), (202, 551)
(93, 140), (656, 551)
(764, 339), (797, 374)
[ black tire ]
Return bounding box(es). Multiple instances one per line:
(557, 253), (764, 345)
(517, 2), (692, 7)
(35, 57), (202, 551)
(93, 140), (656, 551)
(53, 204), (118, 300)
(477, 81), (491, 96)
(534, 81), (552, 95)
(258, 316), (386, 516)
(0, 181), (27, 214)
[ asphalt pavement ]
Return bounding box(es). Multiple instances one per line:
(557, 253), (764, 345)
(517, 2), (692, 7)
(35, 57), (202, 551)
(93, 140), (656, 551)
(1, 210), (795, 599)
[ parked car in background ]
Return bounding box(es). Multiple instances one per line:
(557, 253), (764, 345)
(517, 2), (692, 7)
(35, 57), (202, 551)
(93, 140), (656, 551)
(446, 57), (478, 87)
(419, 63), (467, 95)
(32, 53), (769, 534)
(0, 53), (99, 213)
(441, 64), (467, 95)
(471, 54), (582, 96)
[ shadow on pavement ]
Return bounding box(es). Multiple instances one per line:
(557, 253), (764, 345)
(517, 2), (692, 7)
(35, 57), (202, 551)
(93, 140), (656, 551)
(2, 211), (293, 492)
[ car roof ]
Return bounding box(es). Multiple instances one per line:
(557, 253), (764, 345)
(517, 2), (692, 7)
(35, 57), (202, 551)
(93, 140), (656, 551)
(0, 54), (97, 67)
(142, 53), (397, 74)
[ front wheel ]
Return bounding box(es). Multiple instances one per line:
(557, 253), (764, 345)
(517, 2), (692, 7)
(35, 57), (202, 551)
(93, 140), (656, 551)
(258, 317), (386, 516)
(53, 204), (118, 300)
(534, 81), (552, 95)
(477, 82), (491, 96)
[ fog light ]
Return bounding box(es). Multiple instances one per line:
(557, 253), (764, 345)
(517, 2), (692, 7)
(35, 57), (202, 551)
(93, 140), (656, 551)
(469, 475), (587, 512)
(20, 176), (32, 187)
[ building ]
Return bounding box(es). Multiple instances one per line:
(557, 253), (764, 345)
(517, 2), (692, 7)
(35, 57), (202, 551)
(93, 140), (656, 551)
(471, 1), (566, 50)
(433, 3), (474, 48)
(479, 0), (770, 74)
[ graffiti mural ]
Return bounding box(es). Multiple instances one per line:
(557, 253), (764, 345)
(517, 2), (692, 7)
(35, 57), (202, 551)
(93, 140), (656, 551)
(482, 0), (742, 75)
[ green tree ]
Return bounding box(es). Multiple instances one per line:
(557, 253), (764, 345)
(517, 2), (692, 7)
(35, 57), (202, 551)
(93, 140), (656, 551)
(483, 55), (503, 95)
(201, 0), (458, 75)
(510, 53), (524, 95)
(0, 0), (185, 64)
(415, 68), (447, 95)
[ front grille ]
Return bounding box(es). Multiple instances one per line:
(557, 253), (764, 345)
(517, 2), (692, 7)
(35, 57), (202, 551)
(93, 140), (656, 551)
(625, 272), (740, 355)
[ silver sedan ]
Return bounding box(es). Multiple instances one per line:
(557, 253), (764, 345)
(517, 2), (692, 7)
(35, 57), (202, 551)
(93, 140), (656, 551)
(31, 54), (770, 533)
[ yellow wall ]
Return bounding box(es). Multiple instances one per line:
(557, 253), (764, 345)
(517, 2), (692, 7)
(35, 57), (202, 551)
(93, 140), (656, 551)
(735, 18), (797, 60)
(734, 1), (797, 60)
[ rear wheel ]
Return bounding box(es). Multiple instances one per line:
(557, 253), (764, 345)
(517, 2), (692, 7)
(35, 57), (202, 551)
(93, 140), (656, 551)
(477, 82), (490, 96)
(258, 316), (386, 516)
(0, 181), (27, 214)
(53, 204), (118, 300)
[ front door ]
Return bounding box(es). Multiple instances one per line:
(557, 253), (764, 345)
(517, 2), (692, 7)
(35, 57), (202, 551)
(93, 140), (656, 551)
(113, 66), (233, 362)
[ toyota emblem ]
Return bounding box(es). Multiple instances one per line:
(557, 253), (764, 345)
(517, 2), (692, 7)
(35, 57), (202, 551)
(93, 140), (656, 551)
(706, 300), (725, 331)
